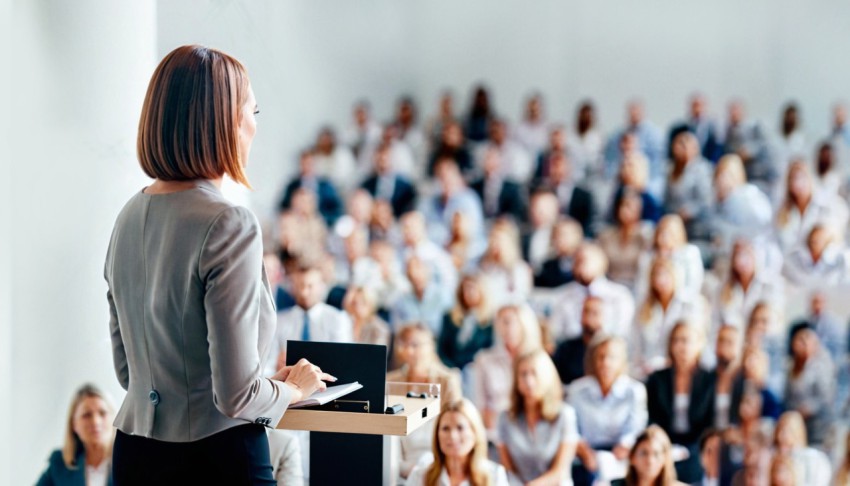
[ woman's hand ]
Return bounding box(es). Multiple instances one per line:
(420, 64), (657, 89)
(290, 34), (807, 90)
(275, 358), (336, 405)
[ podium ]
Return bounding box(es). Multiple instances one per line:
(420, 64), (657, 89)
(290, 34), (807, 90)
(279, 341), (441, 485)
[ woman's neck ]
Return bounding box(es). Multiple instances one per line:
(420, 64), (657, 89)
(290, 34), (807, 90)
(85, 443), (107, 467)
(524, 398), (541, 423)
(407, 361), (430, 381)
(657, 290), (674, 311)
(738, 273), (753, 292)
(444, 455), (470, 482)
(794, 193), (811, 213)
(598, 375), (616, 397)
(620, 221), (638, 241)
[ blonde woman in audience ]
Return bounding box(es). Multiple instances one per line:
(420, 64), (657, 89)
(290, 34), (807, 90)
(710, 154), (773, 251)
(713, 325), (743, 430)
(496, 350), (579, 486)
(634, 215), (704, 302)
(37, 384), (114, 486)
(479, 219), (534, 302)
(472, 304), (543, 437)
(632, 257), (709, 378)
(407, 399), (510, 486)
(598, 189), (654, 290)
(768, 454), (797, 486)
(784, 323), (835, 447)
(775, 160), (848, 252)
(342, 285), (391, 347)
(438, 273), (495, 371)
(714, 239), (784, 331)
(568, 335), (648, 485)
(619, 425), (686, 486)
(388, 323), (462, 480)
(312, 126), (358, 193)
(782, 223), (850, 288)
(447, 210), (486, 271)
(772, 411), (831, 486)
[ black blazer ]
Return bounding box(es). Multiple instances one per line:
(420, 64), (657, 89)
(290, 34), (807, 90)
(646, 366), (716, 445)
(37, 450), (113, 486)
(469, 177), (527, 222)
(278, 176), (343, 225)
(534, 257), (574, 288)
(361, 174), (417, 217)
(437, 314), (494, 370)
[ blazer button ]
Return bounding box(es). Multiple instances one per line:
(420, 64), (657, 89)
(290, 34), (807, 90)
(149, 390), (160, 405)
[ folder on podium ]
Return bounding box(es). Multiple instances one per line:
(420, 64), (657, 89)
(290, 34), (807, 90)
(278, 341), (441, 485)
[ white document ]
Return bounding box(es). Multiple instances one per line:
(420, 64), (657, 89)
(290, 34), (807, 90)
(288, 382), (363, 408)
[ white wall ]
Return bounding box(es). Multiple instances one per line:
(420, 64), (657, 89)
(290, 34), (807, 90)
(9, 1), (156, 483)
(1, 0), (13, 482)
(157, 0), (850, 222)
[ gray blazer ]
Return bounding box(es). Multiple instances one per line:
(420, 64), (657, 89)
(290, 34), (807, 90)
(105, 180), (292, 442)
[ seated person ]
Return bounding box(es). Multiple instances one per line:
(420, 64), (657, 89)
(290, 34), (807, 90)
(548, 243), (635, 343)
(407, 399), (509, 486)
(646, 322), (716, 483)
(597, 189), (654, 290)
(782, 223), (850, 289)
(277, 193), (328, 258)
(784, 322), (835, 447)
(428, 120), (474, 177)
(387, 323), (462, 479)
(569, 335), (648, 486)
(535, 217), (583, 288)
(553, 296), (605, 385)
(631, 257), (709, 380)
(343, 285), (391, 347)
(543, 151), (595, 236)
(420, 157), (485, 249)
(390, 254), (451, 336)
(534, 125), (571, 183)
(469, 146), (527, 222)
(609, 151), (662, 224)
(634, 215), (704, 303)
(37, 384), (114, 486)
(772, 411), (832, 486)
(269, 255), (352, 373)
(743, 302), (787, 398)
(472, 304), (543, 437)
(496, 350), (578, 485)
(312, 125), (357, 193)
(664, 131), (713, 241)
(695, 429), (722, 486)
(360, 144), (417, 218)
(278, 150), (343, 226)
(712, 325), (742, 430)
(266, 429), (304, 486)
(522, 188), (561, 272)
(399, 211), (458, 309)
(478, 219), (533, 302)
(710, 154), (773, 252)
(474, 118), (533, 183)
(437, 273), (495, 371)
(617, 425), (686, 486)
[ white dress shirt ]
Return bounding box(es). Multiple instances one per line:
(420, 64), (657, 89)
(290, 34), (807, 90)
(631, 294), (709, 378)
(527, 226), (554, 272)
(567, 374), (648, 448)
(514, 119), (550, 156)
(782, 242), (850, 289)
(475, 141), (533, 183)
(775, 194), (849, 252)
(548, 278), (635, 343)
(407, 460), (509, 486)
(267, 303), (352, 374)
(314, 146), (357, 192)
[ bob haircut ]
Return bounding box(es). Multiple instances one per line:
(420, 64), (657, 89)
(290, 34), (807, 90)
(138, 45), (252, 187)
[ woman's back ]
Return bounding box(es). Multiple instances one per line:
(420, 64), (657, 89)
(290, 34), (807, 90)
(106, 180), (287, 442)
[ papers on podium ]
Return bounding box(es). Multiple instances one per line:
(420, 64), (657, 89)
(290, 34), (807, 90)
(288, 382), (363, 409)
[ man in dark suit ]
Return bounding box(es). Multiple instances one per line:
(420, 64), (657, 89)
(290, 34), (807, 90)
(279, 150), (343, 225)
(534, 217), (583, 288)
(361, 144), (417, 217)
(544, 151), (595, 236)
(552, 296), (603, 384)
(469, 145), (527, 222)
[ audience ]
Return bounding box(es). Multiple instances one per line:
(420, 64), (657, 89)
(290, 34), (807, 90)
(496, 349), (578, 485)
(37, 384), (114, 486)
(49, 89), (850, 484)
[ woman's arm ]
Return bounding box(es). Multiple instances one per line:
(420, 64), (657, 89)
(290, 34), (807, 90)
(199, 207), (294, 423)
